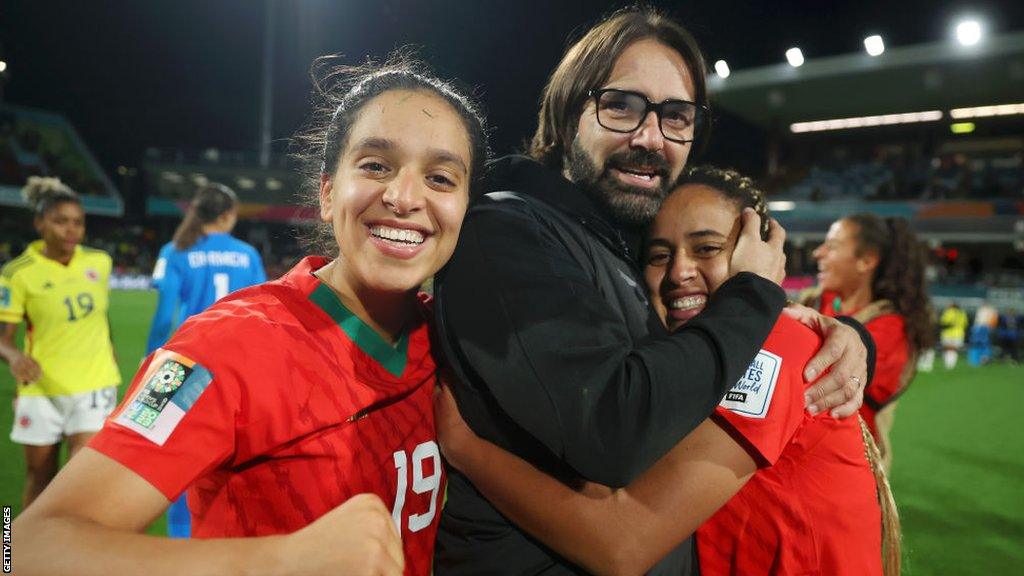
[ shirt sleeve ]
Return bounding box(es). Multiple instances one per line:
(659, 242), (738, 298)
(439, 200), (787, 486)
(863, 315), (909, 409)
(146, 247), (182, 355)
(711, 319), (818, 467)
(0, 271), (26, 324)
(835, 315), (877, 385)
(711, 353), (804, 468)
(100, 252), (114, 285)
(89, 343), (238, 500)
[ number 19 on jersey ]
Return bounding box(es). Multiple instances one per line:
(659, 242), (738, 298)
(391, 440), (442, 533)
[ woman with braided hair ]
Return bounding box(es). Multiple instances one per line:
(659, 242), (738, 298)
(435, 166), (899, 576)
(810, 213), (935, 471)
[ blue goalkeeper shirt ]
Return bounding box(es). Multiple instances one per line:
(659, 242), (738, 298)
(145, 232), (266, 354)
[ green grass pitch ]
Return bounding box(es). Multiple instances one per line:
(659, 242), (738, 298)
(1, 290), (1022, 573)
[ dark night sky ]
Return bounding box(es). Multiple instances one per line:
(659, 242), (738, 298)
(2, 0), (1022, 173)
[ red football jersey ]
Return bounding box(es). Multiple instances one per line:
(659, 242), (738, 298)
(696, 315), (882, 576)
(91, 256), (444, 575)
(817, 291), (911, 434)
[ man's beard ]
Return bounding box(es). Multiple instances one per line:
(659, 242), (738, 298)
(566, 137), (672, 228)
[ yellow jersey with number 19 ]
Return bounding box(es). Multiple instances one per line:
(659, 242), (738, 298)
(0, 241), (121, 397)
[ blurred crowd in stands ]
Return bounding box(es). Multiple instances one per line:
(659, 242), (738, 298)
(772, 144), (1024, 202)
(2, 104), (1020, 302)
(0, 108), (112, 198)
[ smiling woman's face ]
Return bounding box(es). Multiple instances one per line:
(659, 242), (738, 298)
(318, 88), (472, 294)
(643, 184), (741, 331)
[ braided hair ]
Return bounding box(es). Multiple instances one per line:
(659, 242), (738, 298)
(673, 165), (769, 239)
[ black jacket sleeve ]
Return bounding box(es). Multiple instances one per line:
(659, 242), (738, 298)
(835, 316), (878, 385)
(439, 200), (786, 487)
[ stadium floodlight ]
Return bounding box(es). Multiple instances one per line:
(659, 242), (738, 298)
(950, 102), (1024, 119)
(0, 60), (6, 73)
(768, 201), (796, 211)
(956, 20), (982, 46)
(785, 47), (804, 67)
(864, 35), (885, 57)
(790, 110), (943, 133)
(714, 60), (730, 79)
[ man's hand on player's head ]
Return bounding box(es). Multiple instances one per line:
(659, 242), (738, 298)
(729, 209), (786, 285)
(782, 305), (868, 418)
(281, 493), (404, 576)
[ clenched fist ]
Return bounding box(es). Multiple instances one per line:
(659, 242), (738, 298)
(279, 493), (404, 576)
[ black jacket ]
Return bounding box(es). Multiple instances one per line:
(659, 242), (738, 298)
(433, 156), (788, 575)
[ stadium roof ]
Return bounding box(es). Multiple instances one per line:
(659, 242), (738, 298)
(0, 104), (123, 216)
(709, 31), (1024, 129)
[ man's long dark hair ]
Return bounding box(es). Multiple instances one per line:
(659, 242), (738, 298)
(529, 5), (709, 170)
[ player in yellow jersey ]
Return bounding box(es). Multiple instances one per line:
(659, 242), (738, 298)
(939, 301), (970, 369)
(0, 177), (121, 507)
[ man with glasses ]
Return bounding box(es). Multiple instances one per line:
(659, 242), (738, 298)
(434, 7), (872, 574)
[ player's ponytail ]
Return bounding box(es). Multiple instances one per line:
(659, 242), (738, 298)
(845, 214), (935, 355)
(22, 176), (80, 217)
(172, 183), (239, 250)
(860, 416), (901, 576)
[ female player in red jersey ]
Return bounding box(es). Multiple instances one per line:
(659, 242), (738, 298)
(435, 167), (899, 576)
(14, 56), (488, 576)
(808, 214), (934, 470)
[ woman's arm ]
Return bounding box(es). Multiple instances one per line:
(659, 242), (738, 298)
(145, 255), (182, 355)
(13, 448), (405, 576)
(0, 322), (41, 383)
(435, 385), (756, 576)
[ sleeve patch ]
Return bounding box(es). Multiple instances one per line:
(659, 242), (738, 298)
(719, 349), (782, 419)
(0, 286), (9, 308)
(114, 350), (213, 445)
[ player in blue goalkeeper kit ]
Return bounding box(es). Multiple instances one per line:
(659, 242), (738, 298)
(145, 183), (265, 537)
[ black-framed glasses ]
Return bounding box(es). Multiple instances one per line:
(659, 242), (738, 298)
(588, 88), (707, 144)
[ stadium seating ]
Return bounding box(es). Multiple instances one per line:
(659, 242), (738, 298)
(0, 104), (123, 215)
(775, 149), (1024, 201)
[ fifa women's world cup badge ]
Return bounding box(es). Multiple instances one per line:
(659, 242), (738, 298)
(150, 361), (187, 393)
(124, 361), (189, 428)
(114, 349), (213, 445)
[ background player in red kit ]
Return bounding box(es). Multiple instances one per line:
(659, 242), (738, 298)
(13, 57), (489, 576)
(807, 214), (935, 471)
(435, 167), (899, 576)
